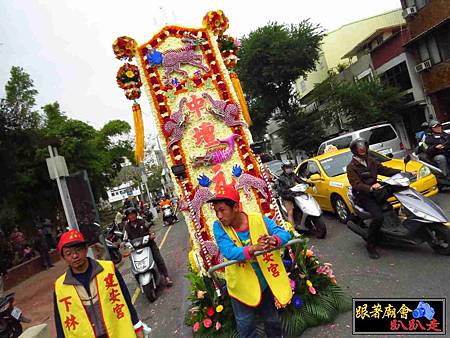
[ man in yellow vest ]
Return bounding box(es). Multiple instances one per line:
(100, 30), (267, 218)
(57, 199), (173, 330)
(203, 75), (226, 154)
(53, 229), (144, 338)
(209, 185), (292, 338)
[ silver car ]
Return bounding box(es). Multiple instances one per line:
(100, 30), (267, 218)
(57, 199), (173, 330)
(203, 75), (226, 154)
(318, 123), (406, 158)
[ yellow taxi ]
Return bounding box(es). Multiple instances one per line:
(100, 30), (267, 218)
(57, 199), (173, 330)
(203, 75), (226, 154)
(295, 148), (439, 223)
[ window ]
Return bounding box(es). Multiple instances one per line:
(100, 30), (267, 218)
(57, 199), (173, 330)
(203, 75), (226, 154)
(401, 0), (428, 9)
(436, 27), (450, 61)
(380, 61), (412, 92)
(417, 29), (449, 64)
(415, 0), (428, 9)
(297, 161), (320, 178)
(297, 163), (308, 177)
(328, 136), (353, 150)
(360, 126), (397, 145)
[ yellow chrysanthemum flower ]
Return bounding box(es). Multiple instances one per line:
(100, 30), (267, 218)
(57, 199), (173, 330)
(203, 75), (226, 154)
(125, 70), (135, 78)
(216, 305), (224, 313)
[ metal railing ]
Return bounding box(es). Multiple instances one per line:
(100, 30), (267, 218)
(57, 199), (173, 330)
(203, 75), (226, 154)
(207, 238), (304, 276)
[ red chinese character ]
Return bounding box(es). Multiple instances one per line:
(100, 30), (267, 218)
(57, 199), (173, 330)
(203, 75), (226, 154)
(104, 273), (118, 289)
(262, 252), (274, 263)
(64, 314), (79, 331)
(59, 296), (73, 312)
(426, 319), (440, 332)
(193, 122), (219, 147)
(397, 320), (409, 331)
(109, 288), (121, 303)
(267, 263), (280, 277)
(409, 319), (426, 331)
(390, 319), (400, 331)
(186, 95), (205, 118)
(113, 303), (126, 319)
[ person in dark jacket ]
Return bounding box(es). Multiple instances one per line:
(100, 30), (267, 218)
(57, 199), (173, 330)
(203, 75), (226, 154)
(423, 120), (450, 177)
(276, 160), (303, 227)
(347, 138), (400, 259)
(123, 208), (173, 286)
(35, 228), (54, 269)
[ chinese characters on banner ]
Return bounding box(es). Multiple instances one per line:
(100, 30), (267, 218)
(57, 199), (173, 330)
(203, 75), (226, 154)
(353, 299), (445, 334)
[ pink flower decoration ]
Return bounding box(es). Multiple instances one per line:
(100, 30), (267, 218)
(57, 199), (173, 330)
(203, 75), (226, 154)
(203, 318), (213, 328)
(290, 279), (296, 290)
(234, 38), (241, 47)
(309, 286), (317, 295)
(215, 321), (222, 331)
(193, 322), (200, 332)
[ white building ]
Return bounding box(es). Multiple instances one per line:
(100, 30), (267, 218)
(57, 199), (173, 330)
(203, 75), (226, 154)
(106, 181), (142, 204)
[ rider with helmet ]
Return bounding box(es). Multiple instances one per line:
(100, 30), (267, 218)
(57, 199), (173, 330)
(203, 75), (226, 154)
(347, 138), (400, 259)
(277, 160), (304, 227)
(123, 207), (173, 286)
(422, 120), (450, 177)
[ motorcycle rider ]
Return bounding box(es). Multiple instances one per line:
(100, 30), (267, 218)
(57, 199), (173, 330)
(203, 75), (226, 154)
(123, 207), (173, 286)
(277, 160), (304, 227)
(422, 120), (450, 177)
(159, 195), (179, 224)
(347, 138), (400, 259)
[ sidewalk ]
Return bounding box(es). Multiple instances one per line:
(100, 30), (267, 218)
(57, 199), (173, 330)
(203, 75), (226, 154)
(10, 259), (67, 338)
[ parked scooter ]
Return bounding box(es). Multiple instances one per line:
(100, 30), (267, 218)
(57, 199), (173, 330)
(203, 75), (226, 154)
(276, 176), (327, 239)
(125, 235), (161, 302)
(347, 171), (450, 255)
(162, 205), (177, 226)
(0, 293), (31, 338)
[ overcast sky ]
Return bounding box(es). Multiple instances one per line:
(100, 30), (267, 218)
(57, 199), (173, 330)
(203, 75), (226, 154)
(0, 0), (400, 137)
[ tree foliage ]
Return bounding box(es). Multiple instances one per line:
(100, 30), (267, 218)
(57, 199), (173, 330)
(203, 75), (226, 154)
(312, 75), (404, 130)
(0, 66), (133, 232)
(237, 21), (323, 140)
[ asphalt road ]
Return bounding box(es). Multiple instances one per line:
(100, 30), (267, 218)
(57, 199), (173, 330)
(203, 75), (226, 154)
(122, 192), (450, 337)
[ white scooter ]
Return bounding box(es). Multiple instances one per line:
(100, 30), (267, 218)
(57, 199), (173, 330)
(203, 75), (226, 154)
(162, 205), (177, 226)
(347, 171), (450, 255)
(277, 177), (327, 239)
(125, 235), (161, 302)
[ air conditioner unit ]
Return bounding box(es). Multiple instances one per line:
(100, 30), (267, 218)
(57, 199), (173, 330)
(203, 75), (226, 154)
(415, 59), (432, 73)
(402, 6), (417, 18)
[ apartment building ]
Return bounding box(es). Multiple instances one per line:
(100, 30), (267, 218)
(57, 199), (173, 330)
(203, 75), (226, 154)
(401, 0), (450, 122)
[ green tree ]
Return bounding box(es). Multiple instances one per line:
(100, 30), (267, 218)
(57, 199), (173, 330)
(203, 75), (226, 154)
(312, 75), (404, 130)
(0, 67), (134, 232)
(3, 66), (40, 130)
(41, 102), (134, 200)
(144, 164), (163, 194)
(237, 21), (323, 140)
(278, 110), (324, 152)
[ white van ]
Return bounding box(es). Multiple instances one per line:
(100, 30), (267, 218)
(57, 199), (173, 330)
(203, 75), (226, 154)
(317, 123), (406, 158)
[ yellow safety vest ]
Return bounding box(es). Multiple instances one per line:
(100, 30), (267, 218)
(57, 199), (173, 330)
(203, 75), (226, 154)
(55, 260), (136, 338)
(221, 213), (292, 307)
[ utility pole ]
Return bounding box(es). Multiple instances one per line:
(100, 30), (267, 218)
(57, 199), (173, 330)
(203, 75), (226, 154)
(46, 146), (79, 231)
(47, 146), (94, 258)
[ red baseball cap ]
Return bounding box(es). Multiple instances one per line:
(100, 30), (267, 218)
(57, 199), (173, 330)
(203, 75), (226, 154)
(208, 185), (241, 204)
(58, 229), (87, 254)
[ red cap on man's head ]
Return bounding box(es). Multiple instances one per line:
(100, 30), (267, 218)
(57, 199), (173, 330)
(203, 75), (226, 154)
(208, 185), (240, 204)
(58, 229), (86, 254)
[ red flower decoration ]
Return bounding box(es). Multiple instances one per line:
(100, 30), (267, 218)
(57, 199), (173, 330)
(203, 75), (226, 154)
(206, 307), (215, 317)
(113, 36), (137, 61)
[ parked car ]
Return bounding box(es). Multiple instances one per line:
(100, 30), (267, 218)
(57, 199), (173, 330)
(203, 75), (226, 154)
(295, 148), (438, 223)
(264, 160), (284, 179)
(317, 123), (406, 158)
